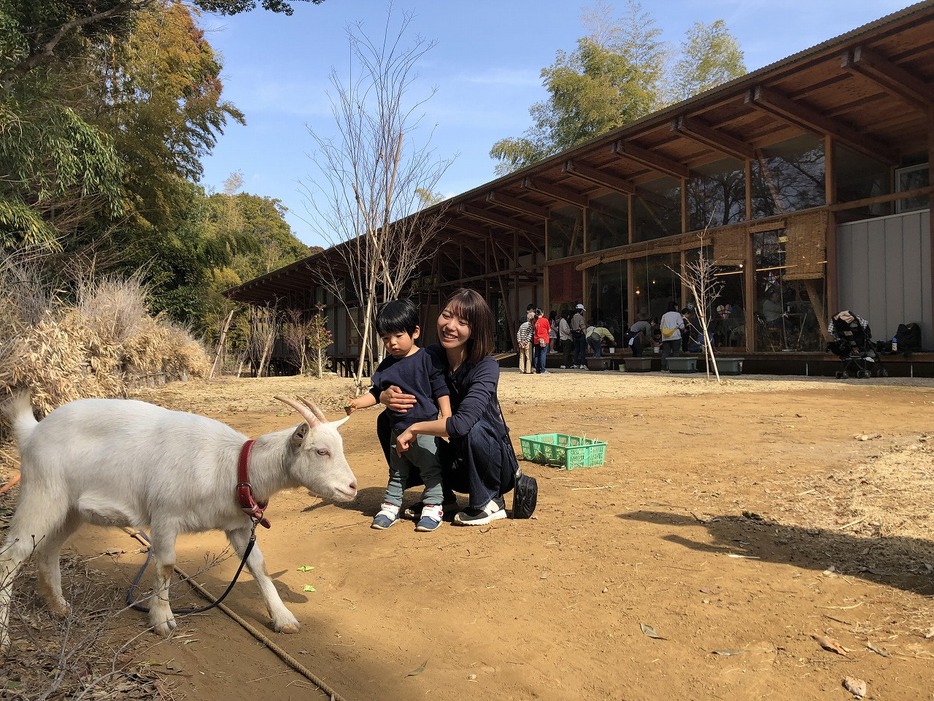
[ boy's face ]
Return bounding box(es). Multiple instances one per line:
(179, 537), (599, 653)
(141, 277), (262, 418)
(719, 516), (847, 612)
(381, 327), (420, 358)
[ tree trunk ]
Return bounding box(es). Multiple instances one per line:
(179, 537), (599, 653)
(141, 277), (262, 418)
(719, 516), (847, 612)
(209, 309), (235, 379)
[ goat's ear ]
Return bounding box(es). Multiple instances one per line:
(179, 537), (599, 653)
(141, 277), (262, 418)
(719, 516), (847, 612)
(291, 422), (309, 447)
(332, 416), (349, 429)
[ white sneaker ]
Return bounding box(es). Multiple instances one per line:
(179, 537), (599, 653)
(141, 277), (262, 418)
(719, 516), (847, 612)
(453, 499), (507, 526)
(560, 365), (567, 369)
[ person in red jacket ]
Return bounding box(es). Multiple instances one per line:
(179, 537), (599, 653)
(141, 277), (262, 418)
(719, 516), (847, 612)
(533, 308), (551, 374)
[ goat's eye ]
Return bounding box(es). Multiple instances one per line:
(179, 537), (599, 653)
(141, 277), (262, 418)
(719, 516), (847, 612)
(316, 448), (329, 457)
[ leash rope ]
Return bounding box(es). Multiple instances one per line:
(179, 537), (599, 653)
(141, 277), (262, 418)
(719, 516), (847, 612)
(124, 525), (258, 616)
(121, 526), (348, 701)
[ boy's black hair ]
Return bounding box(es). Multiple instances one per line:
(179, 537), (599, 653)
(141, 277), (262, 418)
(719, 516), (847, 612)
(376, 298), (419, 336)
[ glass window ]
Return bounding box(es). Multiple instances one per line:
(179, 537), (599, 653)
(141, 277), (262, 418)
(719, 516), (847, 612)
(711, 265), (747, 350)
(548, 205), (584, 259)
(895, 163), (930, 213)
(687, 157), (745, 230)
(631, 252), (681, 324)
(752, 135), (825, 218)
(587, 261), (628, 344)
(633, 176), (681, 242)
(753, 229), (825, 352)
(587, 192), (629, 251)
(835, 145), (890, 219)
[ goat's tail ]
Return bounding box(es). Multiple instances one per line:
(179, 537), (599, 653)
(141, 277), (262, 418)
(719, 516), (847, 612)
(1, 391), (38, 441)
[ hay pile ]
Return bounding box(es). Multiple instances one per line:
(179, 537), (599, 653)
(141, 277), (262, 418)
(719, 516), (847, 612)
(0, 269), (209, 416)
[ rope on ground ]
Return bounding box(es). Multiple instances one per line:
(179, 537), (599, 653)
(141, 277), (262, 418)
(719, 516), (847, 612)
(0, 471), (20, 496)
(123, 527), (347, 701)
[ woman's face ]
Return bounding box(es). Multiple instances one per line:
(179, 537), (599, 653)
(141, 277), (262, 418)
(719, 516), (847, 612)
(438, 304), (471, 350)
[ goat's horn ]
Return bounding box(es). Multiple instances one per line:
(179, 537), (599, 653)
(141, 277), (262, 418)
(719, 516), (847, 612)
(274, 396), (319, 426)
(297, 397), (328, 422)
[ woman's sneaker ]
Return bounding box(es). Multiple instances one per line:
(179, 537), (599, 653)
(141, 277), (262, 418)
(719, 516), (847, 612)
(415, 504), (444, 532)
(453, 497), (507, 526)
(371, 503), (400, 530)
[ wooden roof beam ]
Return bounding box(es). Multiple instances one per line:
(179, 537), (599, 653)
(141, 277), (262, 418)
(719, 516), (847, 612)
(521, 177), (588, 208)
(671, 115), (755, 161)
(745, 85), (899, 164)
(442, 217), (490, 239)
(841, 46), (933, 114)
(457, 203), (541, 235)
(562, 159), (636, 194)
(611, 140), (691, 180)
(485, 191), (550, 218)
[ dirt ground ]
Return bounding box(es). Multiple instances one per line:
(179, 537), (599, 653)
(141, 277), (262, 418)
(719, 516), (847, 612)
(3, 368), (934, 701)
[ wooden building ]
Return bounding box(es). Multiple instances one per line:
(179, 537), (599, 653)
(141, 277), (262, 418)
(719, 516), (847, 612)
(227, 1), (933, 373)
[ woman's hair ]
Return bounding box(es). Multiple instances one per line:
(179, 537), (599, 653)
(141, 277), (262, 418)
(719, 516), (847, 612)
(443, 288), (494, 364)
(667, 301), (678, 312)
(376, 298), (418, 336)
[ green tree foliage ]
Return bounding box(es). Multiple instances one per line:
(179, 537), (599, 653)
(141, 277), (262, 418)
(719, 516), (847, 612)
(1, 0), (320, 336)
(95, 2), (245, 230)
(671, 20), (746, 102)
(490, 1), (745, 174)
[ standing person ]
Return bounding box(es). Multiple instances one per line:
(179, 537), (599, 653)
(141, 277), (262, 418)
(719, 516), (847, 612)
(559, 309), (573, 369)
(516, 308), (534, 374)
(587, 321), (615, 358)
(344, 299), (452, 532)
(533, 307), (551, 374)
(659, 301), (685, 370)
(628, 318), (657, 357)
(548, 311), (559, 353)
(382, 288), (538, 526)
(571, 303), (587, 369)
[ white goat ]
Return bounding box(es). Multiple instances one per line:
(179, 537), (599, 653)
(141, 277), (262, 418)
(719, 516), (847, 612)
(0, 392), (357, 655)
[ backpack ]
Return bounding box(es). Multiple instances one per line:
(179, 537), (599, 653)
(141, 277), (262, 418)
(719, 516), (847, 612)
(513, 470), (538, 519)
(895, 322), (922, 352)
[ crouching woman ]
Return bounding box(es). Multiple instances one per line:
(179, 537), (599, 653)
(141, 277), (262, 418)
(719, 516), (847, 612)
(382, 288), (535, 525)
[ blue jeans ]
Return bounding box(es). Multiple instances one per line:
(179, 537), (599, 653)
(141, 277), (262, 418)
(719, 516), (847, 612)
(384, 430), (444, 507)
(587, 337), (602, 357)
(534, 344), (548, 373)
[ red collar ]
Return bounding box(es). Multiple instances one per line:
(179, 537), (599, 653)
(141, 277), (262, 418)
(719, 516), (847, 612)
(237, 439), (271, 528)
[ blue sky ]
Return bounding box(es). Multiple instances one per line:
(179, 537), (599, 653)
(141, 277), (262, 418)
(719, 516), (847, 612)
(197, 0), (912, 247)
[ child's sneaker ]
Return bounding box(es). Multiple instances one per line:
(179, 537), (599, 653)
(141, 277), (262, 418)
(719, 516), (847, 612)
(415, 504), (443, 532)
(371, 503), (400, 530)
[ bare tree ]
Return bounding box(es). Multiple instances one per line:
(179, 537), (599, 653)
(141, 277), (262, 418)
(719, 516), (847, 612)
(671, 232), (724, 382)
(301, 8), (453, 388)
(281, 308), (312, 375)
(248, 305), (278, 377)
(306, 305), (332, 379)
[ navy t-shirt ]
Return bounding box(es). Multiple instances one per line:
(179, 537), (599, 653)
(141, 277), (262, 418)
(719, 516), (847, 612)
(367, 348), (449, 432)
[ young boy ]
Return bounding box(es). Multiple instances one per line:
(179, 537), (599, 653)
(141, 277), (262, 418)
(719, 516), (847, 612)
(345, 299), (451, 532)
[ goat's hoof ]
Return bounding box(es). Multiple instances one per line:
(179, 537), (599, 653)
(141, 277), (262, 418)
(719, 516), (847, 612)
(152, 618), (177, 637)
(273, 618), (301, 634)
(49, 599), (71, 619)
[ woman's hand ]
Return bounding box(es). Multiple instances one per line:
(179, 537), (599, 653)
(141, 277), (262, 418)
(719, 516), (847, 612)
(395, 428), (414, 455)
(379, 385), (417, 412)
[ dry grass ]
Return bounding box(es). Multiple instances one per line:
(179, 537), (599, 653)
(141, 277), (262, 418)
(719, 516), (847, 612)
(0, 266), (210, 417)
(0, 537), (174, 700)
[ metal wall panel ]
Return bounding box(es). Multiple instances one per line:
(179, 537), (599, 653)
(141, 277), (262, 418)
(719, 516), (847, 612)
(837, 211), (931, 348)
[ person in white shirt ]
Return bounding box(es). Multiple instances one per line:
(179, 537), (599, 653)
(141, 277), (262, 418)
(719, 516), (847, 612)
(659, 301), (685, 370)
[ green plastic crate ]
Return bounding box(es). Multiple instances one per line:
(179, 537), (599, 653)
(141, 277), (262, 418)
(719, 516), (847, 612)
(519, 433), (607, 470)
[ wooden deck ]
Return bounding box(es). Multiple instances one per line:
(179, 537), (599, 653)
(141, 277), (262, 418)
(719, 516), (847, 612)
(511, 351), (934, 378)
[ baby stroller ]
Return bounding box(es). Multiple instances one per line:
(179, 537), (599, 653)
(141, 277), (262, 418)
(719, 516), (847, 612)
(827, 310), (888, 378)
